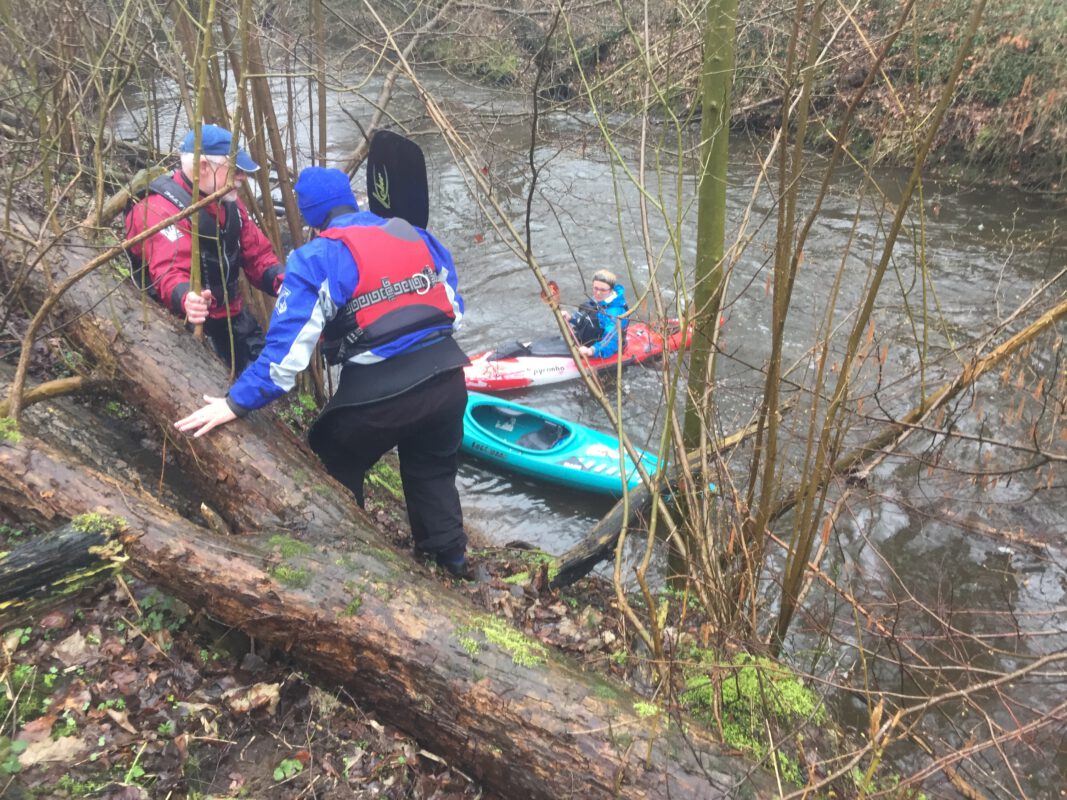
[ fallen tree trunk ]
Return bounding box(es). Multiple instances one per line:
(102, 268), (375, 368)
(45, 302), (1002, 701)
(0, 433), (773, 798)
(1, 201), (773, 795)
(1, 203), (369, 537)
(0, 520), (124, 623)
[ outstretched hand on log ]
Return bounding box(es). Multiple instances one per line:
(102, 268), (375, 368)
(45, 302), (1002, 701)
(175, 395), (236, 437)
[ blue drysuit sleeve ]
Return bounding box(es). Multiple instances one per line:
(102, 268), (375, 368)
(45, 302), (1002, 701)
(226, 239), (350, 413)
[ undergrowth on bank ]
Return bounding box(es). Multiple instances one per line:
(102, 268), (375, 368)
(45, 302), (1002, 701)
(408, 0), (1067, 186)
(681, 651), (826, 787)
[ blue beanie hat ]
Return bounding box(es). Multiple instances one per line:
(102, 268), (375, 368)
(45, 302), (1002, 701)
(294, 167), (358, 228)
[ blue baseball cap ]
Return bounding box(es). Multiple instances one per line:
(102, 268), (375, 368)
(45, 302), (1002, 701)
(180, 123), (259, 172)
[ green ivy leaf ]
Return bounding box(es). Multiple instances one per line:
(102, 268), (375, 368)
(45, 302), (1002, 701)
(273, 757), (303, 782)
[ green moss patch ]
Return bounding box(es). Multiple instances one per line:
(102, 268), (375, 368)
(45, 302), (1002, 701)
(71, 513), (126, 536)
(458, 616), (548, 668)
(270, 564), (311, 589)
(502, 550), (559, 585)
(0, 417), (22, 443)
(341, 595), (363, 617)
(367, 461), (404, 500)
(267, 534), (313, 559)
(682, 652), (825, 787)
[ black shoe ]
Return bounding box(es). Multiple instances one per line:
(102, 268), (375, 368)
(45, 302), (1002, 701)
(413, 548), (457, 569)
(436, 555), (490, 583)
(437, 554), (467, 575)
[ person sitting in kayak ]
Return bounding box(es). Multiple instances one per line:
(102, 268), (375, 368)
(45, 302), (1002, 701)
(563, 269), (629, 359)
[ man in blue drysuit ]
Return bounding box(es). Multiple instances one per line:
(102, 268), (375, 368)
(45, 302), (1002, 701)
(175, 167), (472, 576)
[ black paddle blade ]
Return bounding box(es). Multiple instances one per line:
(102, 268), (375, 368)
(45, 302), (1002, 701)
(366, 130), (429, 229)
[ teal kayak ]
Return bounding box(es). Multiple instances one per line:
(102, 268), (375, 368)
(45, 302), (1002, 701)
(462, 392), (659, 496)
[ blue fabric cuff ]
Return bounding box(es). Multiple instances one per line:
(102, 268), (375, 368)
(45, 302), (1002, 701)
(225, 395), (252, 418)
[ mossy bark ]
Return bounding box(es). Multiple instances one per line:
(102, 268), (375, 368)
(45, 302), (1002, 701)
(0, 522), (123, 623)
(0, 433), (774, 799)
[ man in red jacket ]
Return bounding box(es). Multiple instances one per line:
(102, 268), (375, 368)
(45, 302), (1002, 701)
(125, 124), (284, 373)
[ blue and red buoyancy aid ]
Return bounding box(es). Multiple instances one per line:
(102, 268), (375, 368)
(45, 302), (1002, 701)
(317, 219), (457, 364)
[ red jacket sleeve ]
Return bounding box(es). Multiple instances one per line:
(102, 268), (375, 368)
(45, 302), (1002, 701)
(235, 201), (284, 296)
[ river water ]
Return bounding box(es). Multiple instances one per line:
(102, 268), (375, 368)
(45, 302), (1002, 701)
(357, 83), (1066, 794)
(119, 71), (1066, 795)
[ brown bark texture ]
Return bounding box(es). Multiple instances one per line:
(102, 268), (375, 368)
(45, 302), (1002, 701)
(0, 434), (772, 799)
(0, 210), (774, 797)
(1, 204), (365, 537)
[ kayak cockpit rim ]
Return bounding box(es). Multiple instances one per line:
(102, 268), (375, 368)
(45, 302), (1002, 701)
(466, 396), (576, 453)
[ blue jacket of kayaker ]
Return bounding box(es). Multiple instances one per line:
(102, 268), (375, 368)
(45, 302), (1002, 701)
(587, 283), (629, 359)
(224, 207), (464, 415)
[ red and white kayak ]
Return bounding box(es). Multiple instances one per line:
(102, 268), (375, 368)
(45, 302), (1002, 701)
(463, 320), (692, 392)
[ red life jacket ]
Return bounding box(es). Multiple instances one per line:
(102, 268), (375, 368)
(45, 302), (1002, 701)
(318, 218), (456, 364)
(125, 173), (243, 302)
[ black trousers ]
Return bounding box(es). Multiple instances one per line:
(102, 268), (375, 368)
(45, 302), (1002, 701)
(310, 369), (467, 558)
(203, 308), (266, 375)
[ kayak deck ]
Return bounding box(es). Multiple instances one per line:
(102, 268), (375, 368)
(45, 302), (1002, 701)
(469, 403), (571, 452)
(464, 320), (691, 392)
(461, 393), (658, 496)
